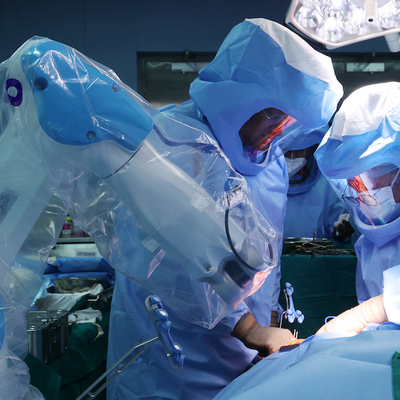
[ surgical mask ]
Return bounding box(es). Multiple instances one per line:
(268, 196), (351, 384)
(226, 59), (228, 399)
(285, 157), (306, 177)
(357, 186), (400, 225)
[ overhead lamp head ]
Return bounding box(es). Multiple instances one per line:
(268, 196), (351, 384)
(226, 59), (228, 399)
(285, 0), (400, 52)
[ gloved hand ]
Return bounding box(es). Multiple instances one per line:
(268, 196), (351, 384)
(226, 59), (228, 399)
(316, 294), (387, 335)
(332, 213), (355, 242)
(232, 312), (295, 357)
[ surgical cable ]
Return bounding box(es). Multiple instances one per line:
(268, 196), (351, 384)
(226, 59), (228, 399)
(224, 189), (274, 270)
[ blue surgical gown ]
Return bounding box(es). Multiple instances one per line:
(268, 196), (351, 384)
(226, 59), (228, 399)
(284, 170), (348, 240)
(354, 234), (400, 303)
(315, 82), (400, 304)
(283, 126), (352, 241)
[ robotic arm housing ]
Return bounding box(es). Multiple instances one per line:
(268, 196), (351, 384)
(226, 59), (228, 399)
(7, 36), (277, 306)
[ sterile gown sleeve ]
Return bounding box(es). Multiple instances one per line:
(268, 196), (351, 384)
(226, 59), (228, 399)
(243, 156), (288, 324)
(383, 264), (400, 324)
(353, 234), (400, 304)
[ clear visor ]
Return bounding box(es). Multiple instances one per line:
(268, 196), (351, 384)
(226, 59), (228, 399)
(267, 121), (319, 162)
(256, 110), (296, 151)
(342, 164), (400, 226)
(343, 165), (400, 206)
(239, 108), (299, 163)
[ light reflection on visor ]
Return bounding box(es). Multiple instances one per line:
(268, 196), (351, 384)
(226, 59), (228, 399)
(256, 115), (295, 152)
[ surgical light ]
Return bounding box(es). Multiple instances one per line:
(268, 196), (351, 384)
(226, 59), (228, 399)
(286, 0), (400, 51)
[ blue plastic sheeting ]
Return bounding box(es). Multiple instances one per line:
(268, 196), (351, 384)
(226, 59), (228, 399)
(213, 325), (400, 400)
(52, 257), (114, 274)
(44, 257), (115, 286)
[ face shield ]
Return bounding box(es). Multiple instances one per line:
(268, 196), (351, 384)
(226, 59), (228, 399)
(342, 164), (400, 226)
(239, 107), (298, 163)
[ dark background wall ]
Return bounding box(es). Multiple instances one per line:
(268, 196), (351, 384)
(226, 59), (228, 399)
(0, 0), (395, 90)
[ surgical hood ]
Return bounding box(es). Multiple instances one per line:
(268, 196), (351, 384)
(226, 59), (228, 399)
(315, 82), (400, 246)
(316, 82), (400, 180)
(189, 18), (343, 175)
(289, 125), (329, 151)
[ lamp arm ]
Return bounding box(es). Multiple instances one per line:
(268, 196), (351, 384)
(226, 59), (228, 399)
(385, 32), (400, 52)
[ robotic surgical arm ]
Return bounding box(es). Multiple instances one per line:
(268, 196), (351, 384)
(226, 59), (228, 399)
(1, 36), (278, 308)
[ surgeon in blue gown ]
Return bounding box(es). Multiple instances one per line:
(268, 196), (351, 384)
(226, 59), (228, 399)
(106, 18), (342, 400)
(315, 81), (400, 305)
(283, 126), (356, 242)
(212, 82), (400, 400)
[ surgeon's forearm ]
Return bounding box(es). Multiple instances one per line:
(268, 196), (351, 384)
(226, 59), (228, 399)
(355, 294), (387, 326)
(232, 312), (257, 340)
(232, 312), (294, 356)
(316, 294), (387, 335)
